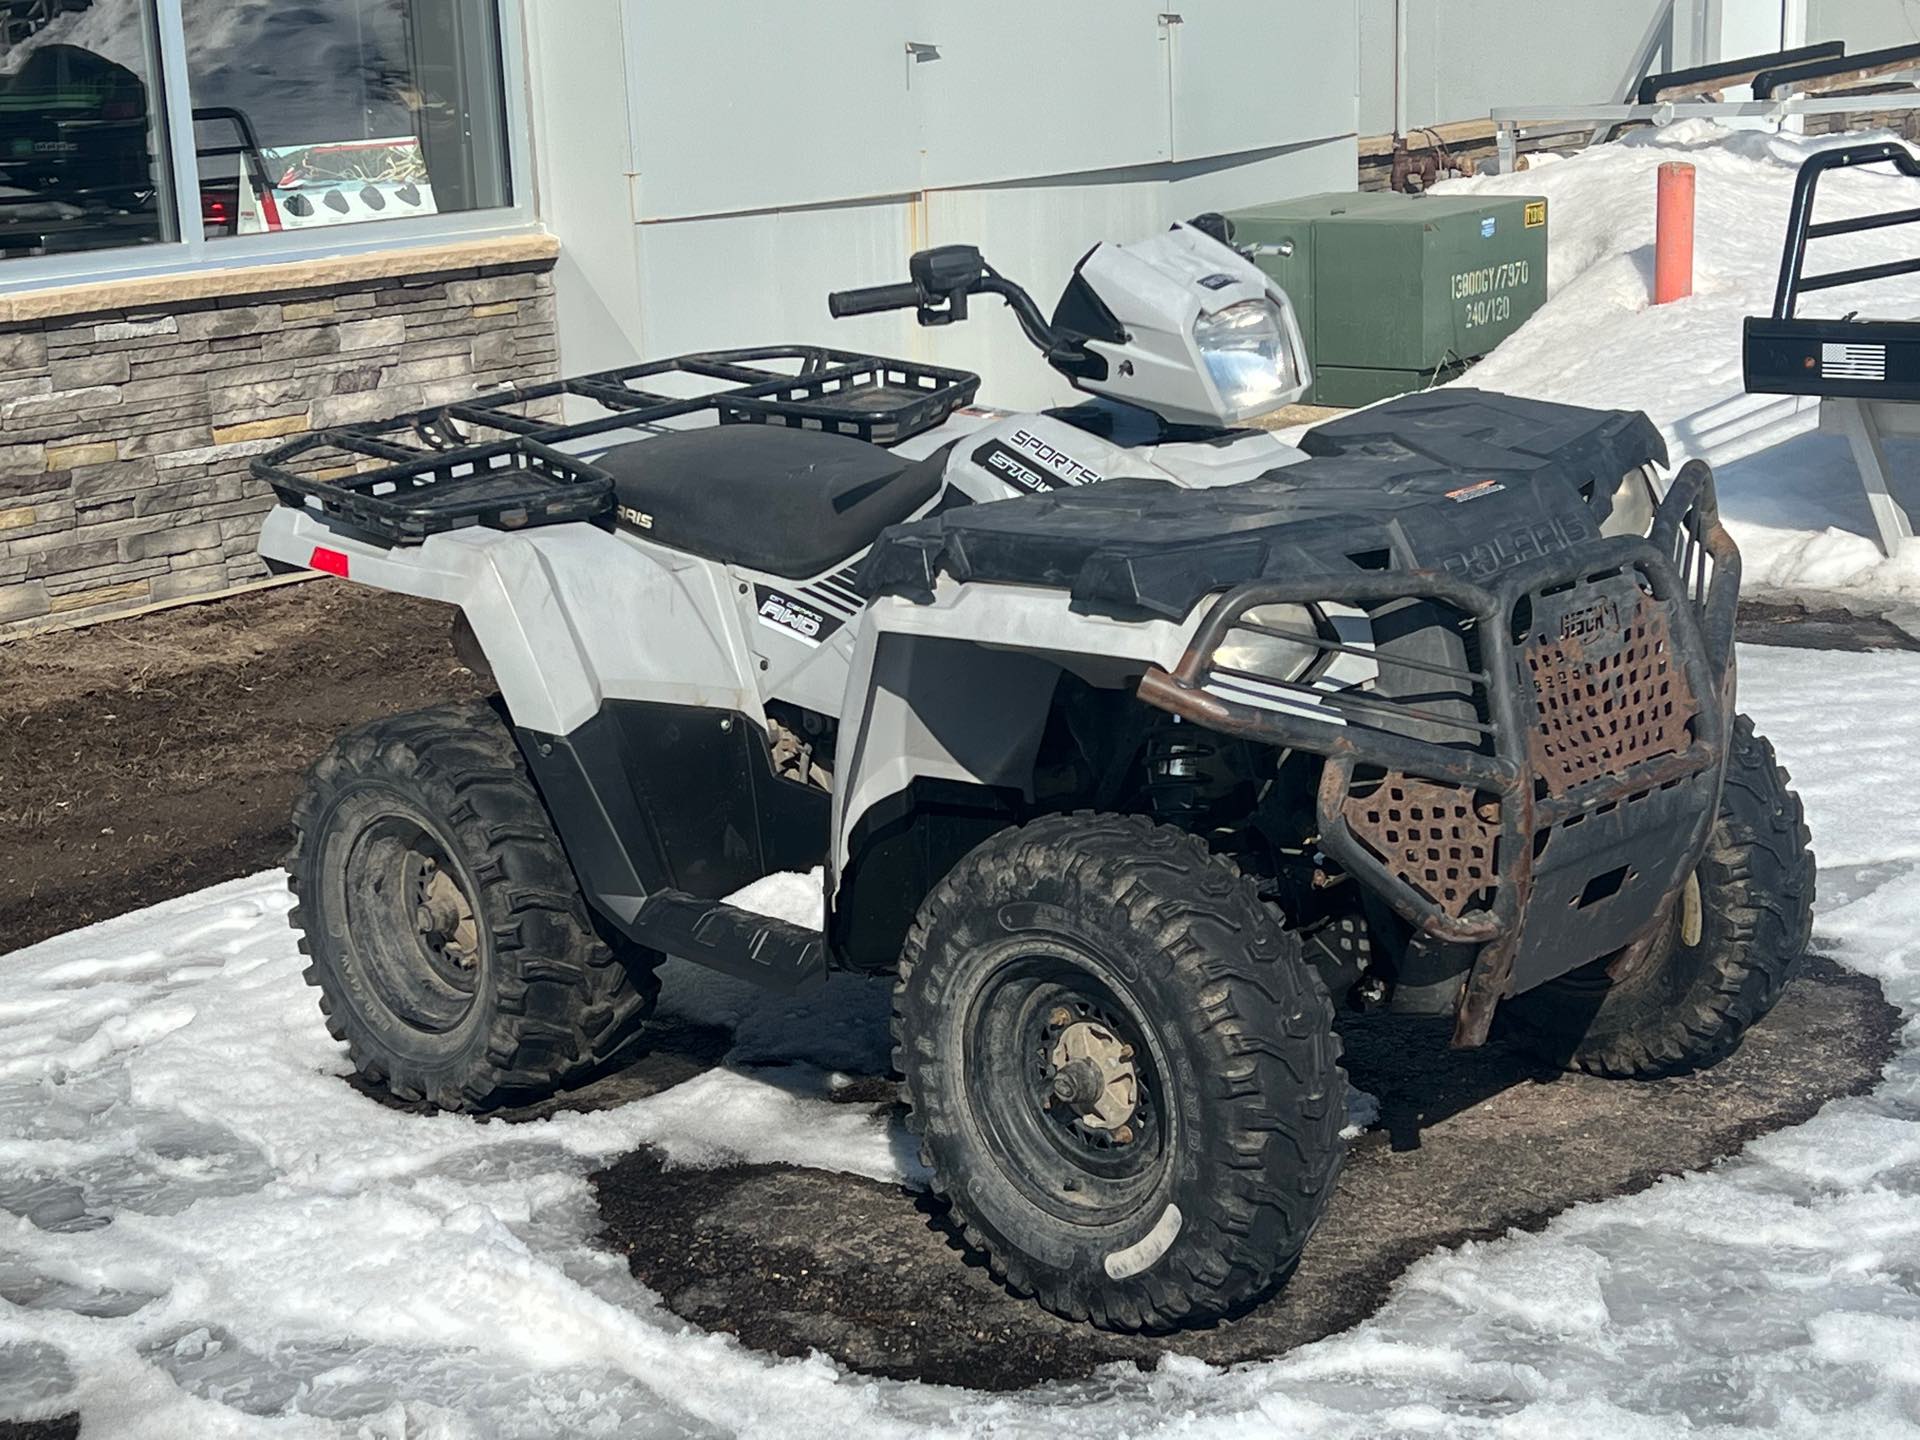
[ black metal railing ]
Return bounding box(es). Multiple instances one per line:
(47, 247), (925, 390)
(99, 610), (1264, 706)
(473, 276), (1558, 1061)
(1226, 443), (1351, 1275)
(1771, 141), (1920, 319)
(1637, 41), (1844, 105)
(1754, 41), (1920, 100)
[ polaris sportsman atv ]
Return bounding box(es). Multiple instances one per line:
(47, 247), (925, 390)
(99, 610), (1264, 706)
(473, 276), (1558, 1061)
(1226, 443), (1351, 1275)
(256, 222), (1813, 1332)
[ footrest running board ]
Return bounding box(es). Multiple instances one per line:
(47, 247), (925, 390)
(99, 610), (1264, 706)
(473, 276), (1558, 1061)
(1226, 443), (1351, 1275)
(629, 891), (827, 993)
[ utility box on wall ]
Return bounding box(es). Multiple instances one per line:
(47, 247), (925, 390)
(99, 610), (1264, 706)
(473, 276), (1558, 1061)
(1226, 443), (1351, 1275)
(1226, 191), (1549, 407)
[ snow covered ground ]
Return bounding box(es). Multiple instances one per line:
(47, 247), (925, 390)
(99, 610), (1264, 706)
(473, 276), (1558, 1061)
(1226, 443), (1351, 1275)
(1, 642), (1917, 1438)
(1435, 123), (1920, 617)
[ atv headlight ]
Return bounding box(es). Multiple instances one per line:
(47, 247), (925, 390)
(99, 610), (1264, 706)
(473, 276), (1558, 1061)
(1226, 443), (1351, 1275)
(1212, 603), (1320, 681)
(1195, 300), (1301, 423)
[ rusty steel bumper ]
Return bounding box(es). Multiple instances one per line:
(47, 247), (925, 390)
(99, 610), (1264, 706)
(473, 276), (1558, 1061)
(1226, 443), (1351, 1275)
(1138, 462), (1740, 1047)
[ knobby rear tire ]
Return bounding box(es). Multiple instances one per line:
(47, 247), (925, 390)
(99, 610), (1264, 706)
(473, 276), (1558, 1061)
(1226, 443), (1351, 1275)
(287, 701), (661, 1110)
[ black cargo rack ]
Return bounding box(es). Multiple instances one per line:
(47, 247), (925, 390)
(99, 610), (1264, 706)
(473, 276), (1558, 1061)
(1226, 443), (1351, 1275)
(1744, 142), (1920, 402)
(254, 345), (980, 544)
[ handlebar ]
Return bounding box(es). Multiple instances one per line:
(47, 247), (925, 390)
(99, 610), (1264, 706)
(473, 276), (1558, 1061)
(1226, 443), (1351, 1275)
(827, 282), (925, 319)
(828, 247), (1079, 369)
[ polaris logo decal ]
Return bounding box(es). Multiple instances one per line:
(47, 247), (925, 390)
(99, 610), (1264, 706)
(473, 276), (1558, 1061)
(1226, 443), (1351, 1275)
(1198, 273), (1236, 290)
(753, 586), (841, 645)
(1436, 515), (1595, 582)
(616, 503), (654, 530)
(973, 430), (1103, 494)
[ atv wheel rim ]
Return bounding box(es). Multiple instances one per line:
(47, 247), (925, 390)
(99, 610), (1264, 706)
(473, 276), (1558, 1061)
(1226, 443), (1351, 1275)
(342, 814), (482, 1036)
(965, 942), (1170, 1225)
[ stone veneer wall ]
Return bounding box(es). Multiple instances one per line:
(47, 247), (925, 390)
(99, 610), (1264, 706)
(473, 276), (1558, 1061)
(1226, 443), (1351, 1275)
(0, 243), (560, 639)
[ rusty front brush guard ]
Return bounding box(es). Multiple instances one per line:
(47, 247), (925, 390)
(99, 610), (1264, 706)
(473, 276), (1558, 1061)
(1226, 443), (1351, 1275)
(1138, 462), (1740, 1046)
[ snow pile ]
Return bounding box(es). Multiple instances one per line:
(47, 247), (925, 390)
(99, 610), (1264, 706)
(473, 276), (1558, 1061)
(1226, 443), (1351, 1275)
(2, 646), (1918, 1436)
(1438, 123), (1920, 613)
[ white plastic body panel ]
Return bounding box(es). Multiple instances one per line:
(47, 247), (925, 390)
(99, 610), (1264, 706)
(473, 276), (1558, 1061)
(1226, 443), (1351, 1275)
(259, 507), (759, 737)
(829, 579), (1209, 888)
(939, 407), (1308, 501)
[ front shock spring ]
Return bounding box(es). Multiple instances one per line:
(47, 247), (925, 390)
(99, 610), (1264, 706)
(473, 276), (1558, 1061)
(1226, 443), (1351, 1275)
(1142, 727), (1221, 824)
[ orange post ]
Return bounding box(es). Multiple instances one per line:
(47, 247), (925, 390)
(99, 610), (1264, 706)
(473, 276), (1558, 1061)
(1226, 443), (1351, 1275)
(1654, 161), (1695, 304)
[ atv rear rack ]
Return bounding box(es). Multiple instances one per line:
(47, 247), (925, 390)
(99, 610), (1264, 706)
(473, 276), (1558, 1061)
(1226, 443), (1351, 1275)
(254, 346), (980, 544)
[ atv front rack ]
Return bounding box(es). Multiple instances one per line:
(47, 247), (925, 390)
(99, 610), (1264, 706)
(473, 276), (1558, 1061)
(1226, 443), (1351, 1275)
(254, 346), (980, 544)
(1744, 142), (1920, 402)
(1138, 462), (1740, 1048)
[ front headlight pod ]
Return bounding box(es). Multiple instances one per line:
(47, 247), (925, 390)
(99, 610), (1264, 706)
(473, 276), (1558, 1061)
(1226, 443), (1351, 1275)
(1195, 299), (1301, 422)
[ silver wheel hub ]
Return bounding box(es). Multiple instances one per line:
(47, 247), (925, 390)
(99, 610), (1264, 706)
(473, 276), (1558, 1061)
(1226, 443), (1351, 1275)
(1048, 1020), (1139, 1131)
(414, 861), (477, 969)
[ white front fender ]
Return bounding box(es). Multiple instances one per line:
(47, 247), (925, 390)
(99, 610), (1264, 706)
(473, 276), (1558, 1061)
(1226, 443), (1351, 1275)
(829, 579), (1205, 888)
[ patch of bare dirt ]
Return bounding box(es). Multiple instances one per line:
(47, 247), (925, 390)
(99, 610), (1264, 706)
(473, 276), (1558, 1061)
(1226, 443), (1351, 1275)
(0, 581), (485, 955)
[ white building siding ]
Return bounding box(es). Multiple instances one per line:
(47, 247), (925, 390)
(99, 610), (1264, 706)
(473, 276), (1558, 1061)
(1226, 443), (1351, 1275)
(1358, 0), (1693, 135)
(525, 1), (1359, 408)
(1805, 0), (1920, 53)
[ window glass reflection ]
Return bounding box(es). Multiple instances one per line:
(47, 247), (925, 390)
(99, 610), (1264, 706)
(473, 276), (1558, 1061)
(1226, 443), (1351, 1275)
(0, 0), (171, 261)
(184, 0), (510, 240)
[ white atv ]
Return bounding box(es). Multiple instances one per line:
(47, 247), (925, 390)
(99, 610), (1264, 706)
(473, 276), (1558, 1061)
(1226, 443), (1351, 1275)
(256, 222), (1812, 1331)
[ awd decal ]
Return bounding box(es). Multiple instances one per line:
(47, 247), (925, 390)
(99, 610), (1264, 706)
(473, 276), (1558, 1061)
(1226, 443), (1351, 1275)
(1524, 200), (1547, 228)
(753, 586), (842, 645)
(972, 428), (1104, 494)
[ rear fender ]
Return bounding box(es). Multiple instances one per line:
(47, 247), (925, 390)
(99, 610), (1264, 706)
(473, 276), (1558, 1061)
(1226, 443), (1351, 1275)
(259, 507), (757, 736)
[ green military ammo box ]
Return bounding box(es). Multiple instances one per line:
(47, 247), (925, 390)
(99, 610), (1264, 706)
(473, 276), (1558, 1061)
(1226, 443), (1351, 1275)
(1225, 190), (1549, 408)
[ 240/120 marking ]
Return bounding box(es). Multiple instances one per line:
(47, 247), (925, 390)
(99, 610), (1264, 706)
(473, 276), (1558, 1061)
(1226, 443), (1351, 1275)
(1463, 294), (1511, 329)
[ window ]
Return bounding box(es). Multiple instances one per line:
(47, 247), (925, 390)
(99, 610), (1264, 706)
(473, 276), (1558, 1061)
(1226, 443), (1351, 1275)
(0, 0), (521, 274)
(0, 0), (174, 260)
(183, 0), (510, 241)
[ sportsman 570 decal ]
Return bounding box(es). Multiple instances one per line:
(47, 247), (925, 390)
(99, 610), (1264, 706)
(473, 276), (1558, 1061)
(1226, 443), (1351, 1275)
(971, 428), (1104, 494)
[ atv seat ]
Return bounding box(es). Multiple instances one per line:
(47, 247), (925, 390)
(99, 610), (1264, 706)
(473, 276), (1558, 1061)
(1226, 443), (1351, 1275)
(595, 426), (945, 579)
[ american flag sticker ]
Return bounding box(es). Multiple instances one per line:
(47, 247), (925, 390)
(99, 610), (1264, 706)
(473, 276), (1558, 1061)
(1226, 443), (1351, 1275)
(1822, 343), (1888, 381)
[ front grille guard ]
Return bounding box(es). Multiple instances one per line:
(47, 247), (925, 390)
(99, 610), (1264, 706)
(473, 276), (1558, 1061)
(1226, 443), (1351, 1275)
(1137, 461), (1740, 1045)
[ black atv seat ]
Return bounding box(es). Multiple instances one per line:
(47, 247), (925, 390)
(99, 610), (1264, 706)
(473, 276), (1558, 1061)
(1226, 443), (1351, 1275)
(595, 426), (945, 579)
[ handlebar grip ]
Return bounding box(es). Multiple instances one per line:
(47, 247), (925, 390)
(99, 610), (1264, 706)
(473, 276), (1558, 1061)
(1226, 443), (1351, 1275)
(827, 282), (923, 318)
